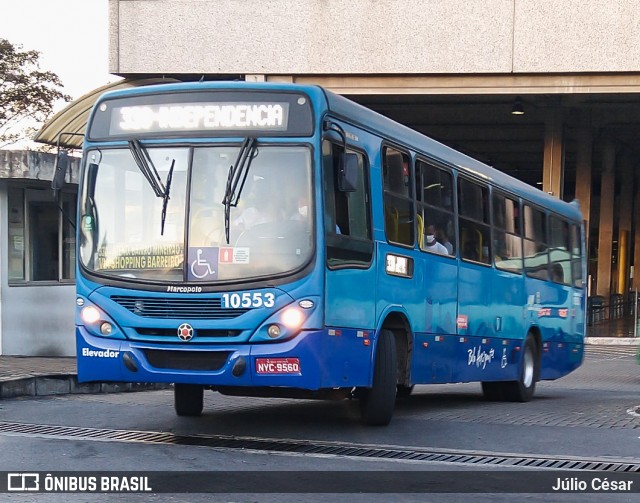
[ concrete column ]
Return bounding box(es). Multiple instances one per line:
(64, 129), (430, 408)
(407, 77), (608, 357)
(574, 125), (593, 247)
(617, 152), (634, 295)
(596, 138), (616, 298)
(542, 108), (564, 199)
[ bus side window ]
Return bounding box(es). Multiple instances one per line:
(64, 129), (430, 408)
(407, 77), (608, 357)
(416, 159), (455, 255)
(322, 140), (373, 267)
(458, 177), (491, 264)
(549, 215), (572, 285)
(570, 224), (583, 288)
(523, 205), (550, 280)
(383, 147), (413, 246)
(492, 192), (523, 273)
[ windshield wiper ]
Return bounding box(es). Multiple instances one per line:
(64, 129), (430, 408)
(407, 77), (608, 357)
(129, 139), (166, 196)
(222, 137), (257, 243)
(160, 159), (175, 235)
(128, 139), (174, 235)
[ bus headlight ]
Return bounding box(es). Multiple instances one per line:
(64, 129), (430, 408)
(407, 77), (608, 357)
(281, 307), (304, 329)
(76, 298), (125, 340)
(81, 306), (101, 324)
(250, 298), (321, 343)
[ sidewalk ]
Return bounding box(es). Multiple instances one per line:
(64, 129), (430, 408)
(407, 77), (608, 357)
(0, 356), (167, 399)
(1, 320), (638, 400)
(585, 316), (640, 344)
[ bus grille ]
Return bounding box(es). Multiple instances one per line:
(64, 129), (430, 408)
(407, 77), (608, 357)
(134, 328), (241, 338)
(143, 350), (231, 371)
(111, 296), (249, 319)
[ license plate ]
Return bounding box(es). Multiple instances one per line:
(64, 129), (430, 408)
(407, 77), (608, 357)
(255, 358), (301, 374)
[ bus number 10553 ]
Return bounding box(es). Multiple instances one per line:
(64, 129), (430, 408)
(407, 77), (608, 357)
(221, 292), (276, 309)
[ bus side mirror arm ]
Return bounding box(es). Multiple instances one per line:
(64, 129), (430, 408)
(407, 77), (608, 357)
(323, 120), (358, 192)
(52, 151), (69, 200)
(51, 132), (84, 200)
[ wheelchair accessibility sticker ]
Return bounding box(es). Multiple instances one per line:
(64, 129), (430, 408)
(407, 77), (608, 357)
(188, 247), (219, 281)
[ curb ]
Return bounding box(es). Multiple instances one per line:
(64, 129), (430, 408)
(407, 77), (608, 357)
(0, 374), (169, 399)
(584, 337), (640, 346)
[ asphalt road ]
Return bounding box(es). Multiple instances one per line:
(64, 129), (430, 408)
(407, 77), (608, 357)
(0, 345), (638, 502)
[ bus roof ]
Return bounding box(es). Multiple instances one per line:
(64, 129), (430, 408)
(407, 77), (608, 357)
(94, 81), (583, 223)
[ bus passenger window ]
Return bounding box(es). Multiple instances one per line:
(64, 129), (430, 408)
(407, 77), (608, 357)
(549, 215), (572, 285)
(492, 192), (523, 273)
(570, 224), (583, 288)
(383, 148), (413, 246)
(458, 178), (490, 264)
(415, 160), (455, 256)
(523, 205), (550, 280)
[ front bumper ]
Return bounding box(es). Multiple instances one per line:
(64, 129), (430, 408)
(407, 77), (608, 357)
(76, 326), (372, 390)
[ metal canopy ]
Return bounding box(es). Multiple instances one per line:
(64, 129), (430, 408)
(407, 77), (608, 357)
(34, 77), (179, 150)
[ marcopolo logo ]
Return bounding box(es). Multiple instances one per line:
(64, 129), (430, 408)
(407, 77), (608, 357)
(82, 348), (120, 358)
(166, 285), (202, 293)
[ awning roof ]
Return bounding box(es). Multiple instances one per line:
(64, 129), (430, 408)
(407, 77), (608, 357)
(34, 77), (179, 150)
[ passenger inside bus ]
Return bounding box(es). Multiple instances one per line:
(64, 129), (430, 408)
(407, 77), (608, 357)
(435, 228), (454, 255)
(423, 224), (448, 255)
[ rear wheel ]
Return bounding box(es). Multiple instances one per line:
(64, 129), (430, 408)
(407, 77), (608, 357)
(503, 335), (538, 402)
(174, 384), (204, 416)
(481, 335), (538, 402)
(481, 381), (504, 401)
(359, 329), (397, 426)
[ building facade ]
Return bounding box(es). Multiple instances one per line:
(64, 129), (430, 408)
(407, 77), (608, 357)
(0, 150), (79, 355)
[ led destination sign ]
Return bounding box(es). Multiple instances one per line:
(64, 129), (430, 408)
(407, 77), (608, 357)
(113, 102), (289, 133)
(88, 90), (314, 139)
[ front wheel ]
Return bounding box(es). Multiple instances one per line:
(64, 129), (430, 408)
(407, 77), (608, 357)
(174, 384), (204, 416)
(359, 329), (397, 426)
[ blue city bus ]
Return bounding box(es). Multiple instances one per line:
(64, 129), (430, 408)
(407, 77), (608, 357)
(70, 81), (586, 425)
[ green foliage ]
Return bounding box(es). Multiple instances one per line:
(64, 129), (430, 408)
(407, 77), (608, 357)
(0, 38), (71, 148)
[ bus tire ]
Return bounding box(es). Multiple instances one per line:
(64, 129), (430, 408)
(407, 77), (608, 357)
(359, 329), (397, 426)
(396, 384), (414, 398)
(174, 383), (204, 416)
(503, 335), (538, 402)
(481, 381), (505, 401)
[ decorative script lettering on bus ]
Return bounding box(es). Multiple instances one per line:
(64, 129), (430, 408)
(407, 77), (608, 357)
(117, 103), (288, 132)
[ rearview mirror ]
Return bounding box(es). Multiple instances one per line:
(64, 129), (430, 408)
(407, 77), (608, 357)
(52, 151), (69, 193)
(338, 153), (358, 192)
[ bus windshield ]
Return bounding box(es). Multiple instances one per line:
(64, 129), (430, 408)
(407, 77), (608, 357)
(79, 145), (313, 283)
